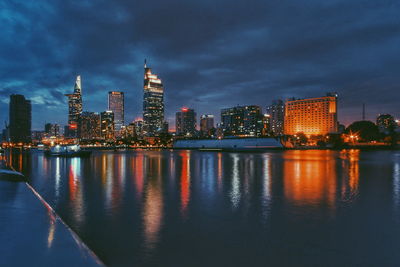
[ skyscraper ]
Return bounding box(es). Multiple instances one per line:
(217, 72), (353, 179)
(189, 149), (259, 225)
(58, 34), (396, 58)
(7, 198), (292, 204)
(176, 108), (197, 136)
(143, 60), (164, 136)
(65, 75), (83, 137)
(100, 111), (114, 141)
(9, 94), (31, 143)
(44, 123), (60, 137)
(200, 114), (214, 136)
(284, 93), (338, 136)
(221, 105), (263, 136)
(266, 100), (284, 136)
(108, 91), (124, 134)
(79, 112), (101, 140)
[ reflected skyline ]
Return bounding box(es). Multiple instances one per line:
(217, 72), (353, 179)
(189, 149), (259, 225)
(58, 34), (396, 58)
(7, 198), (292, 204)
(6, 149), (400, 266)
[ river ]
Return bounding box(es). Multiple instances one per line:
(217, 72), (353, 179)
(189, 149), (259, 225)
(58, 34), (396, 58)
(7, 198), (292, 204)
(7, 149), (400, 266)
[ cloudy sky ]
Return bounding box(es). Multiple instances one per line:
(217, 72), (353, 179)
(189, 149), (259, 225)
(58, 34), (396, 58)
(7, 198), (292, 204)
(1, 0), (399, 130)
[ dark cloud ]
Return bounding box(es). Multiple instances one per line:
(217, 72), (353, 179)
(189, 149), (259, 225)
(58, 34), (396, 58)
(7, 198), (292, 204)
(0, 0), (399, 129)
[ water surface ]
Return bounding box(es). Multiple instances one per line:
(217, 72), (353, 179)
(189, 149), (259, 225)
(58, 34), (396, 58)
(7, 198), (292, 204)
(8, 149), (400, 266)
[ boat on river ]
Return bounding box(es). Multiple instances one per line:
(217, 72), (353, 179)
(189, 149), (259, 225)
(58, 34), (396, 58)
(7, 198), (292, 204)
(45, 145), (91, 157)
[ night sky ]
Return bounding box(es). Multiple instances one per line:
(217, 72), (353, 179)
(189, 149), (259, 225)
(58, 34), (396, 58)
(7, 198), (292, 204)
(1, 0), (399, 130)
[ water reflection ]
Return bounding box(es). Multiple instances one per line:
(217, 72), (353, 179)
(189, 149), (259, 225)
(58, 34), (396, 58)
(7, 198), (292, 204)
(283, 150), (337, 209)
(261, 154), (272, 220)
(46, 208), (56, 248)
(8, 149), (400, 266)
(68, 158), (85, 226)
(142, 154), (164, 252)
(134, 152), (145, 198)
(55, 157), (61, 200)
(230, 154), (241, 208)
(340, 150), (360, 201)
(393, 153), (400, 219)
(217, 153), (223, 191)
(180, 151), (191, 216)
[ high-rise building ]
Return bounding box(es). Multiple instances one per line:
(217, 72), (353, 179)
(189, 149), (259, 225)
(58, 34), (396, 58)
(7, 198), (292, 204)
(65, 75), (83, 138)
(44, 123), (60, 137)
(143, 60), (164, 136)
(284, 93), (338, 136)
(9, 94), (31, 143)
(266, 100), (284, 136)
(100, 111), (114, 141)
(200, 114), (214, 136)
(108, 91), (124, 134)
(221, 105), (263, 136)
(79, 112), (101, 140)
(176, 107), (197, 136)
(376, 114), (396, 134)
(243, 105), (263, 136)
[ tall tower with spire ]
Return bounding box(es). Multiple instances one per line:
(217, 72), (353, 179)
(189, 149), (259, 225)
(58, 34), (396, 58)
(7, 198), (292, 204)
(143, 60), (165, 136)
(65, 75), (83, 137)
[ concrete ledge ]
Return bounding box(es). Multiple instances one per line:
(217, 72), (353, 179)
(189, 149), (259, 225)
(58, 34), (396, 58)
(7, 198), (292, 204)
(0, 167), (104, 267)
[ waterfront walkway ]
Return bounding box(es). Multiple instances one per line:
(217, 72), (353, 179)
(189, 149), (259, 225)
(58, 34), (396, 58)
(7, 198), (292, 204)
(0, 161), (103, 267)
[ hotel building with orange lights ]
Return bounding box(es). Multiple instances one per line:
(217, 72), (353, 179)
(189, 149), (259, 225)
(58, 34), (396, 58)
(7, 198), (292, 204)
(284, 93), (338, 136)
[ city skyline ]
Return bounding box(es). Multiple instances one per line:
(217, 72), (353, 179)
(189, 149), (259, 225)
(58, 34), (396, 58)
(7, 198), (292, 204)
(1, 1), (400, 130)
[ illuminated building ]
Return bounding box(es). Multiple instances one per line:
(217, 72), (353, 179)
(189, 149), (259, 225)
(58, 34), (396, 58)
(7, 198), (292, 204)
(31, 131), (45, 143)
(100, 111), (114, 141)
(45, 123), (60, 137)
(266, 100), (284, 136)
(376, 114), (396, 134)
(65, 75), (83, 138)
(9, 94), (31, 143)
(200, 114), (214, 136)
(284, 93), (338, 136)
(176, 107), (197, 136)
(143, 60), (164, 136)
(134, 120), (144, 137)
(125, 124), (135, 138)
(79, 112), (101, 140)
(125, 120), (145, 138)
(221, 105), (263, 136)
(108, 91), (124, 134)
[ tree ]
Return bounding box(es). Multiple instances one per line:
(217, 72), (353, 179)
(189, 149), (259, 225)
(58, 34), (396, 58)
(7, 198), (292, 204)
(345, 121), (380, 142)
(295, 132), (308, 145)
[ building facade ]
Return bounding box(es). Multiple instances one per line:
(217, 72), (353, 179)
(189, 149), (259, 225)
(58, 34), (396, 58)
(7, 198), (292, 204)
(100, 111), (114, 141)
(79, 112), (101, 140)
(65, 75), (83, 138)
(44, 123), (60, 137)
(200, 114), (214, 136)
(9, 94), (31, 143)
(266, 100), (284, 136)
(284, 93), (338, 136)
(143, 61), (164, 136)
(176, 108), (197, 136)
(221, 105), (263, 136)
(108, 91), (124, 134)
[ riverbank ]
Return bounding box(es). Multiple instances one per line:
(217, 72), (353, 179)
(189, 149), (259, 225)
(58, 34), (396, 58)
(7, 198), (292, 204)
(0, 162), (104, 267)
